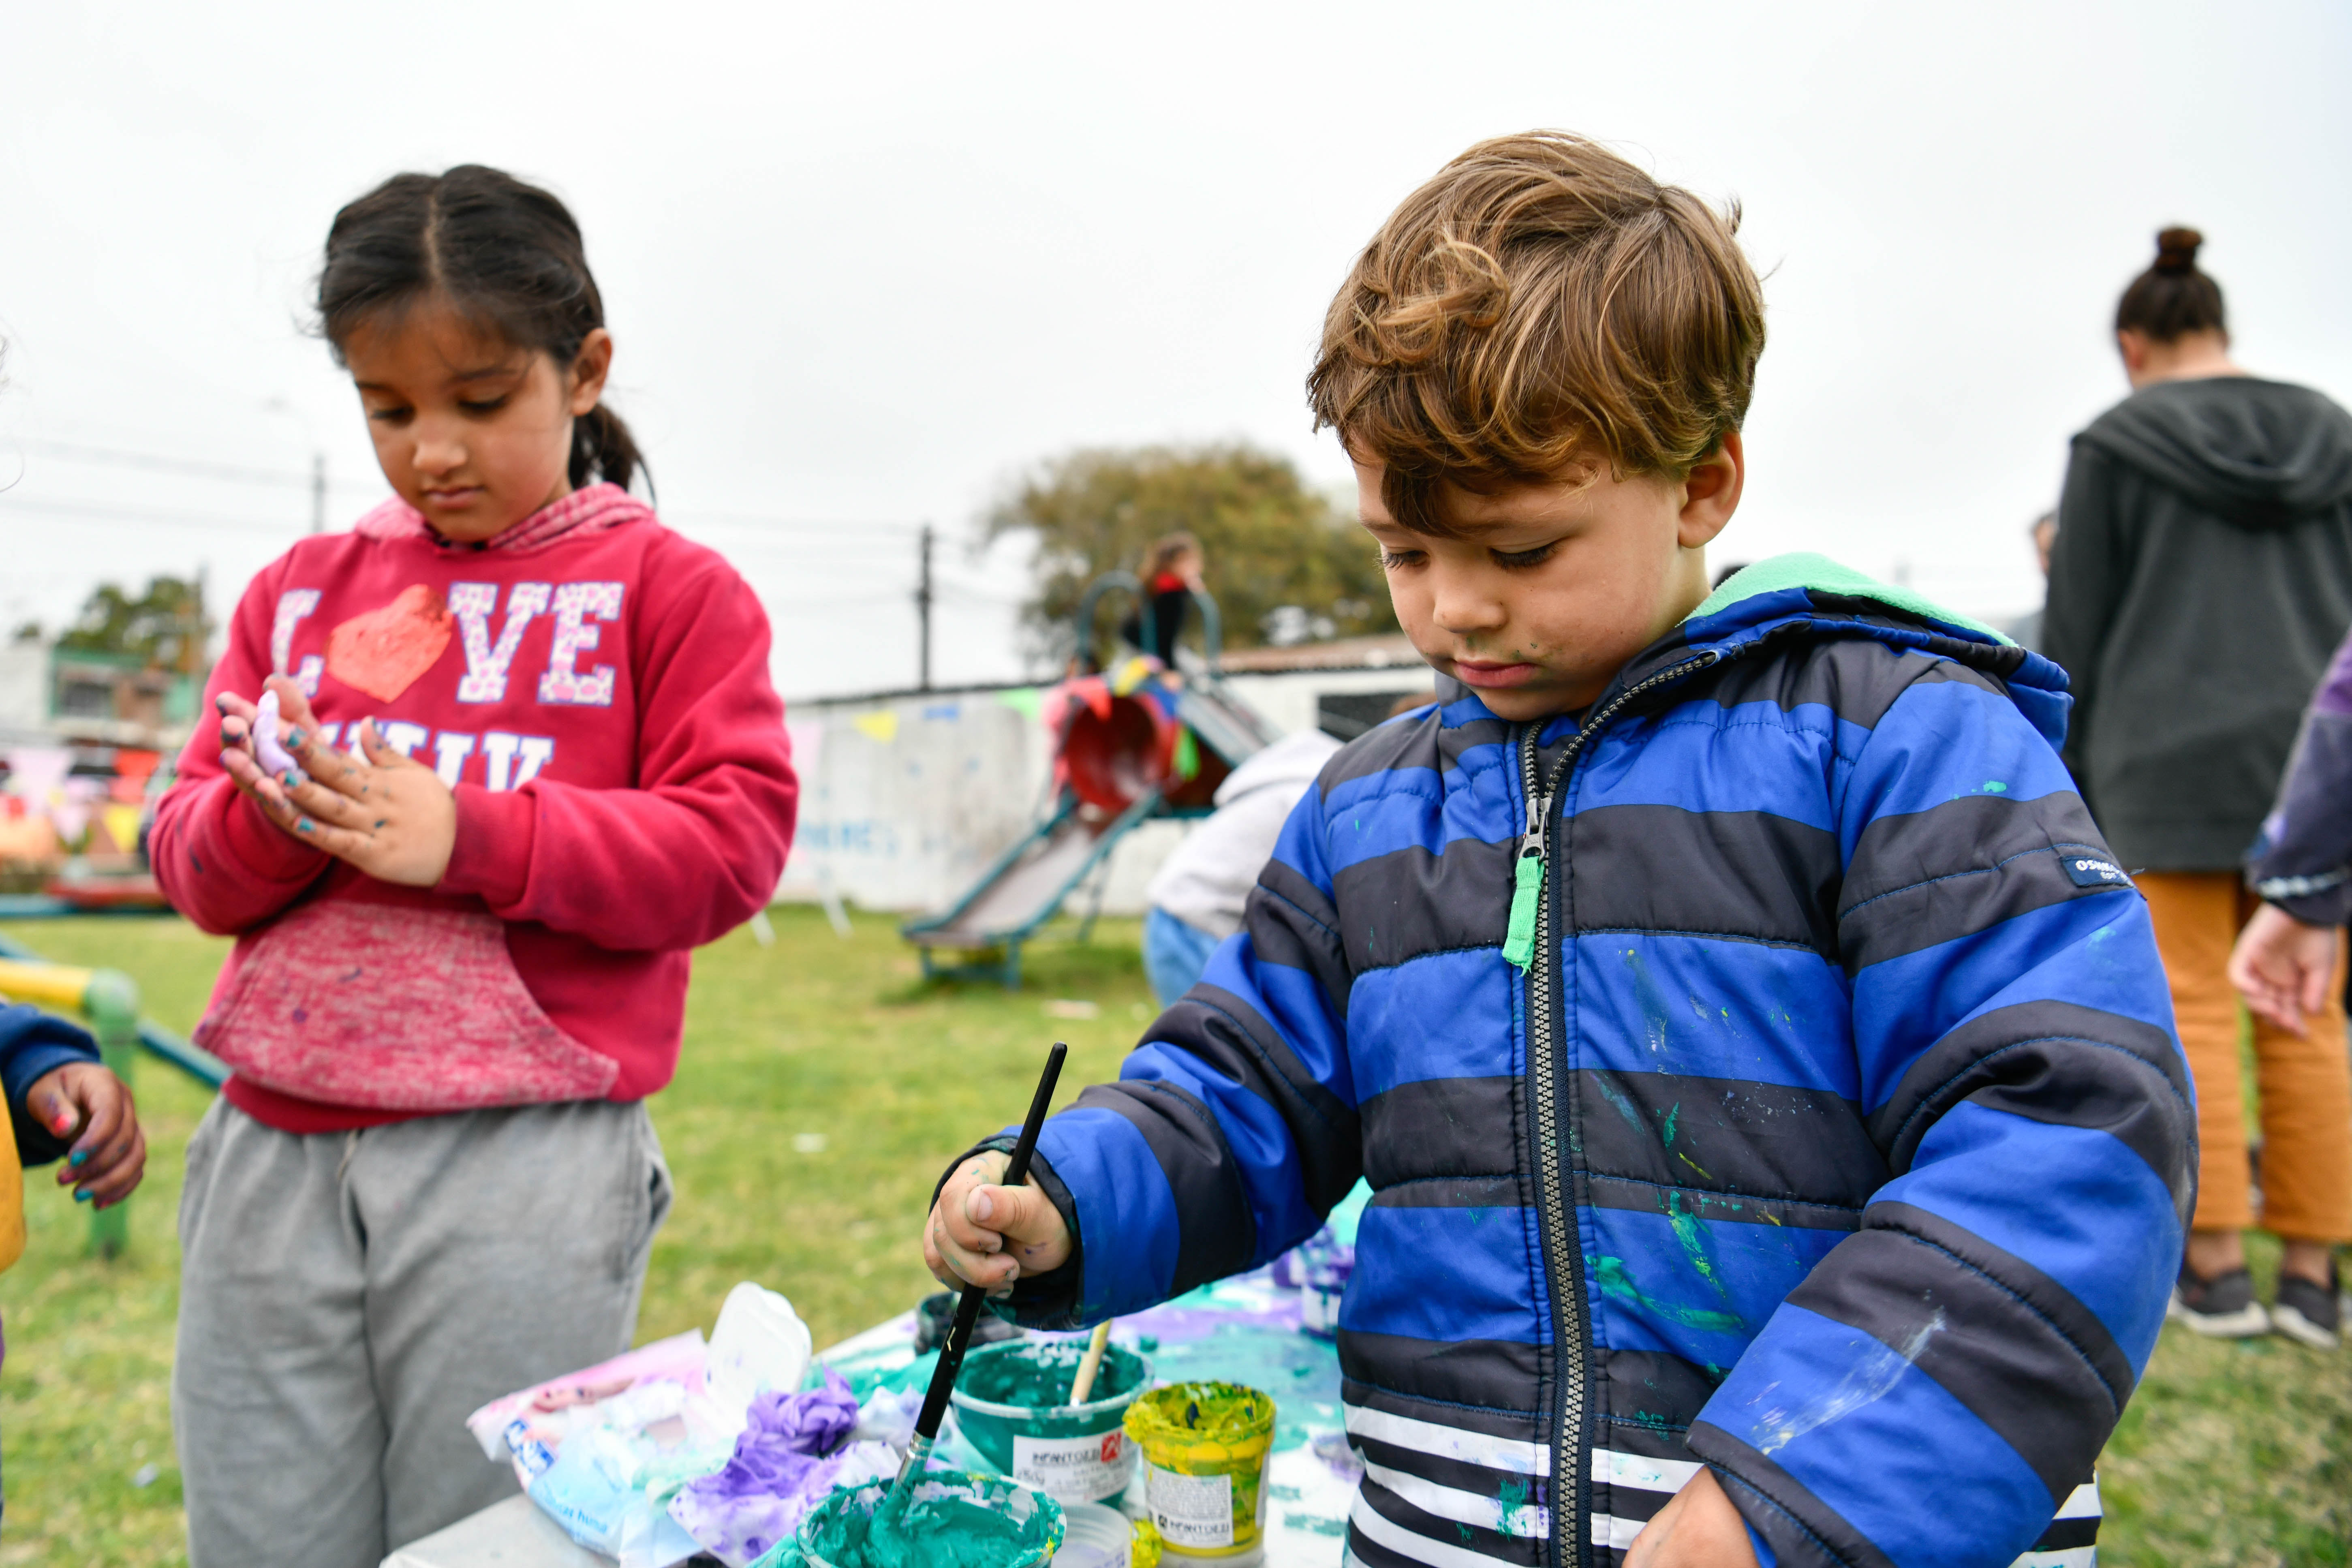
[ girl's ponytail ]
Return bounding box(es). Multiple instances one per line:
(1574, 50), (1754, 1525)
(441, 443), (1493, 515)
(319, 165), (651, 496)
(571, 403), (646, 494)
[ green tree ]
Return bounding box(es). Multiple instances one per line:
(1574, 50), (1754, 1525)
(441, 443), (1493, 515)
(58, 577), (212, 674)
(984, 443), (1394, 662)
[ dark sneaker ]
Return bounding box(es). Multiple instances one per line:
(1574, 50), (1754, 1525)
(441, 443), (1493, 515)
(2272, 1264), (2341, 1350)
(2169, 1264), (2270, 1337)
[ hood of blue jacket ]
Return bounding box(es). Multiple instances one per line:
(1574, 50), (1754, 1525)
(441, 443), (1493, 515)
(1434, 550), (2075, 755)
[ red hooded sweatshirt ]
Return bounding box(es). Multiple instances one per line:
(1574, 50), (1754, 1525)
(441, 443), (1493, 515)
(152, 483), (797, 1134)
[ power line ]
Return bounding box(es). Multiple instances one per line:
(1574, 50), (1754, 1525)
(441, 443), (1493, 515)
(672, 515), (926, 545)
(0, 495), (309, 535)
(8, 437), (375, 494)
(933, 580), (1028, 608)
(757, 591), (908, 612)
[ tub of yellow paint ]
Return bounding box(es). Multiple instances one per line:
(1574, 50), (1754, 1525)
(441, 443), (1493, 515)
(1120, 1382), (1275, 1562)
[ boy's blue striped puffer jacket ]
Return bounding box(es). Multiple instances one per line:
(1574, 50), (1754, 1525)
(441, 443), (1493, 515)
(989, 557), (2193, 1568)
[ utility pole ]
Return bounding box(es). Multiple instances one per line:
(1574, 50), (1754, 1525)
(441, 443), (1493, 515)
(916, 523), (934, 691)
(310, 453), (327, 535)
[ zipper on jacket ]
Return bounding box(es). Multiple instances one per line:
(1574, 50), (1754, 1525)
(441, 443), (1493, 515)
(1519, 650), (1720, 1567)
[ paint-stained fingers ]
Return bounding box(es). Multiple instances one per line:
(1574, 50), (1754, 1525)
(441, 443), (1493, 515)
(60, 1079), (125, 1177)
(930, 1205), (1019, 1292)
(964, 1181), (1069, 1269)
(922, 1208), (952, 1286)
(24, 1072), (81, 1149)
(213, 691), (259, 726)
(259, 674), (326, 737)
(278, 775), (375, 828)
(353, 719), (425, 772)
(78, 1125), (147, 1208)
(935, 1154), (1011, 1254)
(288, 815), (374, 859)
(220, 744), (282, 795)
(922, 1207), (979, 1292)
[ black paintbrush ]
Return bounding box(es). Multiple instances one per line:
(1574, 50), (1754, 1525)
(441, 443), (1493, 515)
(885, 1040), (1068, 1513)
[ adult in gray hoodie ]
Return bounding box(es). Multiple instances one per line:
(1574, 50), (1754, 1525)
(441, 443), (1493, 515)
(2044, 227), (2352, 1345)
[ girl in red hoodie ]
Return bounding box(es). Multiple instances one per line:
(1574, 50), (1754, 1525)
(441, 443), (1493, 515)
(152, 166), (797, 1567)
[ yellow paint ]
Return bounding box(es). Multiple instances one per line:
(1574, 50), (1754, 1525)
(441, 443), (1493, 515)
(851, 709), (900, 745)
(1124, 1383), (1276, 1557)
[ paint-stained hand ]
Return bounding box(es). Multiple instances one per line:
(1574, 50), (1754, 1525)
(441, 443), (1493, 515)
(215, 674), (328, 819)
(2229, 902), (2340, 1037)
(218, 676), (458, 888)
(1625, 1468), (1758, 1568)
(24, 1061), (145, 1210)
(923, 1150), (1071, 1298)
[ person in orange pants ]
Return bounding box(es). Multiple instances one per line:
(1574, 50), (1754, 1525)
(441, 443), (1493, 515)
(2142, 875), (2351, 1347)
(2044, 227), (2352, 1348)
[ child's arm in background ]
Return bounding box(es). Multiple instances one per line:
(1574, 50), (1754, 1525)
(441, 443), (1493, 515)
(2233, 622), (2352, 1033)
(924, 783), (1362, 1327)
(1683, 661), (2193, 1568)
(150, 560), (334, 934)
(430, 560), (796, 950)
(0, 1003), (145, 1209)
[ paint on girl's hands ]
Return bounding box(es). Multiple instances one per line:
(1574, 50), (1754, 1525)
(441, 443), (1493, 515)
(68, 1150), (88, 1168)
(252, 690), (301, 776)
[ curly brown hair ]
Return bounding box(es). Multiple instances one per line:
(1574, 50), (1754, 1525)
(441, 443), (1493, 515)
(1308, 131), (1765, 536)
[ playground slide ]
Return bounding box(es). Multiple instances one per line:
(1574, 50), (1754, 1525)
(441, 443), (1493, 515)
(902, 794), (1159, 986)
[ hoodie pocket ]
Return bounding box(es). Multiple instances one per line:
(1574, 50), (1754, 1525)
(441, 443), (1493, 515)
(195, 901), (618, 1111)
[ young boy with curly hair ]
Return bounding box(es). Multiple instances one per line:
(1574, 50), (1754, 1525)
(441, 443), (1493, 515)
(925, 133), (2191, 1568)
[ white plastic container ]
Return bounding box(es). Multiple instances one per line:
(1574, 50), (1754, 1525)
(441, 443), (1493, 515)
(1051, 1502), (1133, 1567)
(702, 1281), (813, 1423)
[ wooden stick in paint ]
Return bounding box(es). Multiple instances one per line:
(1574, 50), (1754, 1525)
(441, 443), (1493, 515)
(1067, 1320), (1113, 1405)
(889, 1040), (1069, 1507)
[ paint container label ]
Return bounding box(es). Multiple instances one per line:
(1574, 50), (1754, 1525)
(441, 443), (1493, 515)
(1014, 1429), (1132, 1503)
(1146, 1464), (1234, 1549)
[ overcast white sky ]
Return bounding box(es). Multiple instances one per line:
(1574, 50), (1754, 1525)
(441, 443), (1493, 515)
(4, 1), (2348, 700)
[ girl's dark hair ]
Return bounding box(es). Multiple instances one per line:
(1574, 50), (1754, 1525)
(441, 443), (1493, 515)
(2115, 227), (2226, 344)
(317, 165), (646, 494)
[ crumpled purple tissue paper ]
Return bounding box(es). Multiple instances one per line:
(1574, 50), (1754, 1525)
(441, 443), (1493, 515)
(669, 1368), (893, 1567)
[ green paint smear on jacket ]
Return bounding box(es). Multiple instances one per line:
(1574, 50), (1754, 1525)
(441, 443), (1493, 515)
(1591, 1255), (1743, 1335)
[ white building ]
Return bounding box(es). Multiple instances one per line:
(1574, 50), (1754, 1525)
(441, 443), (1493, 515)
(776, 635), (1433, 918)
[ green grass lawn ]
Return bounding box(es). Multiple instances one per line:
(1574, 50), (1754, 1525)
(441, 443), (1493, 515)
(0, 909), (2345, 1565)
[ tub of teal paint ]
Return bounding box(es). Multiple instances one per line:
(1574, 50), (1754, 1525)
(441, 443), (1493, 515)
(795, 1469), (1064, 1568)
(949, 1337), (1154, 1507)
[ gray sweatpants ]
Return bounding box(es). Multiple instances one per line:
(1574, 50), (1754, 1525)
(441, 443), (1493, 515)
(172, 1097), (672, 1568)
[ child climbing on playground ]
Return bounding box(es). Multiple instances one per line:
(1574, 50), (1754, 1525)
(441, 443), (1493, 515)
(151, 166), (796, 1568)
(924, 133), (2191, 1568)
